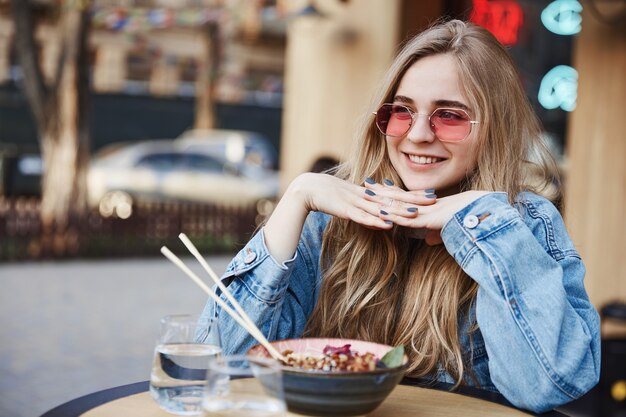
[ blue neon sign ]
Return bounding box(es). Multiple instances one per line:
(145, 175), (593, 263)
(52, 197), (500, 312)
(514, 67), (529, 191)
(538, 65), (578, 112)
(541, 0), (582, 35)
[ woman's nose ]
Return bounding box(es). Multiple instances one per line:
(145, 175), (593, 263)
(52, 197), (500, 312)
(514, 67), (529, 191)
(406, 114), (435, 143)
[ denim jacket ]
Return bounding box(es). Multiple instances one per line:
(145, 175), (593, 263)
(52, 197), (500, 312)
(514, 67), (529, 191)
(199, 192), (600, 413)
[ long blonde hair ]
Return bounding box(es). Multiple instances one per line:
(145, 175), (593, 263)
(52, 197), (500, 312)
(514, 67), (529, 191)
(304, 20), (560, 386)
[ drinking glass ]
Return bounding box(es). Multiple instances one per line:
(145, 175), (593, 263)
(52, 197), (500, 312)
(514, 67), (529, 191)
(203, 355), (286, 417)
(150, 314), (221, 415)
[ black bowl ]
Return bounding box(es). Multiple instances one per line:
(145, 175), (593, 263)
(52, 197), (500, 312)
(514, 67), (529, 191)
(248, 337), (408, 416)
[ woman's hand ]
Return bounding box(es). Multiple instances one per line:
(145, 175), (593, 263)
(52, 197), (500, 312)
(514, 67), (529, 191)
(289, 173), (395, 230)
(264, 173), (403, 262)
(363, 180), (491, 245)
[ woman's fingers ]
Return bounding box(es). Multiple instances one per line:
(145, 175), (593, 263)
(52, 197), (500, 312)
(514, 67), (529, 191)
(380, 191), (492, 233)
(364, 179), (436, 203)
(327, 178), (394, 229)
(362, 178), (436, 217)
(360, 181), (493, 240)
(353, 193), (395, 229)
(349, 206), (394, 229)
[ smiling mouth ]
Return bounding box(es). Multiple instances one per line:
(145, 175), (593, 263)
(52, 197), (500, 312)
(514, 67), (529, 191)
(406, 154), (445, 165)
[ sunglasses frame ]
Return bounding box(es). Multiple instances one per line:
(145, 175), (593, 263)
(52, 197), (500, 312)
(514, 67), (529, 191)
(373, 103), (480, 142)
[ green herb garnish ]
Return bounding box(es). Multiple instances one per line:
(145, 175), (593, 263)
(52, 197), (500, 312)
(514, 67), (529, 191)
(379, 345), (405, 368)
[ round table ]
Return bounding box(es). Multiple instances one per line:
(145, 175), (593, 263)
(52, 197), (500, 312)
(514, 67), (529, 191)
(40, 379), (568, 417)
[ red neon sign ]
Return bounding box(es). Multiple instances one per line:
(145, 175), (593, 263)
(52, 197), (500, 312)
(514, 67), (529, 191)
(470, 0), (524, 46)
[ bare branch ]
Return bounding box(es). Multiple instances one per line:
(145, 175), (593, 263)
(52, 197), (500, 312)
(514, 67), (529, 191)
(10, 0), (49, 129)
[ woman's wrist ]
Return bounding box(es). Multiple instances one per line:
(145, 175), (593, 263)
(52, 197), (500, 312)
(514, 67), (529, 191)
(285, 173), (316, 213)
(263, 174), (314, 263)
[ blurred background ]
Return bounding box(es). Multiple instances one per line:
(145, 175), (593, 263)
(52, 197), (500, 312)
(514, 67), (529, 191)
(0, 0), (625, 416)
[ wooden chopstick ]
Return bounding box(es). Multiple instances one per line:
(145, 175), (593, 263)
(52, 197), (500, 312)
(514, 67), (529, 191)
(178, 234), (264, 340)
(177, 233), (287, 362)
(160, 245), (287, 362)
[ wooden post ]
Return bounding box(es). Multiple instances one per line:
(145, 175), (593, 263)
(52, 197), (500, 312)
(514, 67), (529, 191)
(564, 9), (626, 308)
(280, 0), (401, 189)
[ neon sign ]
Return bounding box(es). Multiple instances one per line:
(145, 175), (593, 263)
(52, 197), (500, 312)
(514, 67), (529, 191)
(470, 0), (524, 46)
(541, 0), (582, 35)
(538, 65), (578, 112)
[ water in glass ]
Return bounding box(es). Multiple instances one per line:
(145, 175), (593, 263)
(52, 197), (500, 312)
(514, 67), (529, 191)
(150, 315), (220, 415)
(203, 355), (286, 417)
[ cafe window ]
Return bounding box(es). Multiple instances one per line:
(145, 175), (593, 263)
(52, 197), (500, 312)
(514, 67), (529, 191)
(126, 52), (152, 82)
(177, 56), (198, 97)
(242, 69), (283, 107)
(179, 57), (198, 83)
(125, 48), (153, 94)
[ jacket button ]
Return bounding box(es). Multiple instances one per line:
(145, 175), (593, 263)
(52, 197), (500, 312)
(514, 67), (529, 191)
(244, 248), (257, 264)
(463, 215), (479, 229)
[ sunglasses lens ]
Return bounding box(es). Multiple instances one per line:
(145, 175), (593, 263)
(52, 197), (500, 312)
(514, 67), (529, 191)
(376, 104), (412, 137)
(430, 108), (472, 141)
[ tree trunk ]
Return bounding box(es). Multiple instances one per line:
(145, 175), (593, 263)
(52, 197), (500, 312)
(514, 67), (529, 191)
(40, 6), (91, 228)
(194, 21), (219, 130)
(11, 0), (91, 229)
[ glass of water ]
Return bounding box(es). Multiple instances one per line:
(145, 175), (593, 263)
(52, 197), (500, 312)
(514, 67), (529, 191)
(203, 355), (286, 417)
(150, 314), (221, 415)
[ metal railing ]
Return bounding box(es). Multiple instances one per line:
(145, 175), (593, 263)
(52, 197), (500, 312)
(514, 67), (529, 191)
(0, 197), (262, 261)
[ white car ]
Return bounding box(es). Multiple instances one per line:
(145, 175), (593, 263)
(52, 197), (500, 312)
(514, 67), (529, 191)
(87, 132), (279, 217)
(176, 128), (278, 171)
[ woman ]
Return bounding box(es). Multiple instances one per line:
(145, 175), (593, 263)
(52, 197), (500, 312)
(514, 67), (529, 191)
(200, 20), (600, 412)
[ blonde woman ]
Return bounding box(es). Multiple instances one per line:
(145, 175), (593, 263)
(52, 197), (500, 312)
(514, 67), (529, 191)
(200, 20), (600, 412)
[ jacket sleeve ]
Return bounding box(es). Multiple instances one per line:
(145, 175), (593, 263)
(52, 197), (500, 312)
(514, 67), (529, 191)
(441, 193), (601, 413)
(197, 212), (327, 355)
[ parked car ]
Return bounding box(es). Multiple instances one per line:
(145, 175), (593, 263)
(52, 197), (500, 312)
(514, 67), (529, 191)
(87, 134), (279, 218)
(176, 128), (279, 170)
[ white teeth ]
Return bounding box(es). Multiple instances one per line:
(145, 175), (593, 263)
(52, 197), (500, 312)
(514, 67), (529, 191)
(408, 155), (442, 164)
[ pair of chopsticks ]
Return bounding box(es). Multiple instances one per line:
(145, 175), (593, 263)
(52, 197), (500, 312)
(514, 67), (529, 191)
(160, 233), (287, 362)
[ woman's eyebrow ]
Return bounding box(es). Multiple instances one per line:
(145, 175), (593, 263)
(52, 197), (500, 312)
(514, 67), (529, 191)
(435, 100), (470, 111)
(393, 96), (470, 112)
(392, 95), (414, 104)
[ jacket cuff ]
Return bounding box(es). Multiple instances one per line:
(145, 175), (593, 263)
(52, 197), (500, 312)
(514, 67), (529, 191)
(221, 228), (297, 302)
(441, 192), (521, 265)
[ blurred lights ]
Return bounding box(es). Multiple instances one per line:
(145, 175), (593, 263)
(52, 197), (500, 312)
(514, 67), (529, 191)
(541, 0), (582, 35)
(225, 137), (245, 164)
(612, 380), (626, 402)
(115, 202), (133, 219)
(255, 198), (275, 226)
(470, 0), (524, 46)
(256, 199), (275, 217)
(18, 155), (43, 175)
(99, 191), (134, 219)
(92, 7), (221, 32)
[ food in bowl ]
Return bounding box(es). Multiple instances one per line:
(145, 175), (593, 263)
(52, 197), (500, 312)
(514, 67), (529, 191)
(281, 343), (379, 372)
(249, 338), (408, 417)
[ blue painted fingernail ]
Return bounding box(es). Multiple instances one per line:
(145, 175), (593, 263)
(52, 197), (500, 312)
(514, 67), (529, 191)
(365, 177), (376, 184)
(425, 188), (435, 194)
(365, 189), (376, 196)
(383, 179), (394, 186)
(426, 193), (437, 199)
(384, 220), (393, 225)
(380, 210), (389, 215)
(407, 207), (418, 213)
